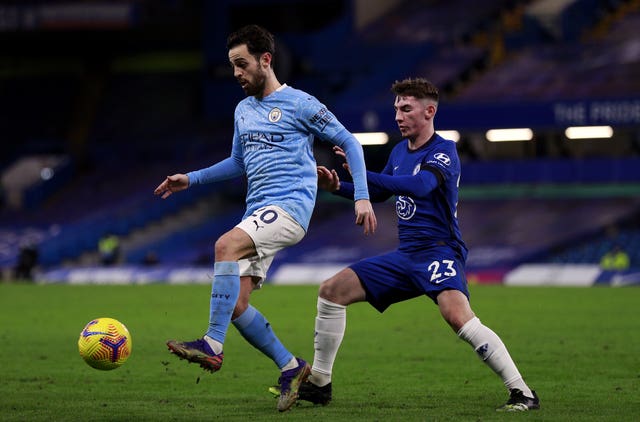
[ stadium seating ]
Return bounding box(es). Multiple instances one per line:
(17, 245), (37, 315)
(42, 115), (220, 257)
(543, 214), (640, 266)
(2, 0), (639, 277)
(0, 61), (246, 268)
(0, 75), (78, 164)
(358, 0), (522, 44)
(453, 6), (640, 102)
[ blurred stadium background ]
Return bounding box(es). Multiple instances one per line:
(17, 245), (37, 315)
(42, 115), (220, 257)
(1, 0), (639, 286)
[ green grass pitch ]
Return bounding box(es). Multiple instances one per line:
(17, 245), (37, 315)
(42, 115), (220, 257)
(1, 282), (638, 421)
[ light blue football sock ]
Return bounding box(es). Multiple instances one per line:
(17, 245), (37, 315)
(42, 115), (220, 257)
(232, 304), (293, 369)
(205, 261), (240, 347)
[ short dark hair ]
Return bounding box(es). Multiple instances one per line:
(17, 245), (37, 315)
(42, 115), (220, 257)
(227, 24), (276, 65)
(391, 78), (439, 102)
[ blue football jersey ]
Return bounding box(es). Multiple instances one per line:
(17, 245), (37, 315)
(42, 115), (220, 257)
(337, 133), (467, 258)
(382, 133), (467, 257)
(335, 133), (470, 309)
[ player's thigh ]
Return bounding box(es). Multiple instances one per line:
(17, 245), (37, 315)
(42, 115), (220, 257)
(351, 251), (421, 312)
(215, 227), (256, 261)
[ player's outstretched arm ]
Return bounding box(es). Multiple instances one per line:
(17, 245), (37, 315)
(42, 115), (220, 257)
(154, 174), (189, 199)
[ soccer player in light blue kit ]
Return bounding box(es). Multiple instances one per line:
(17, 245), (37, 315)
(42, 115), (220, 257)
(153, 25), (376, 412)
(293, 78), (539, 411)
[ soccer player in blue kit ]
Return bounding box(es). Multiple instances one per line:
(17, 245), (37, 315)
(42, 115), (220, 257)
(153, 24), (376, 412)
(295, 78), (540, 412)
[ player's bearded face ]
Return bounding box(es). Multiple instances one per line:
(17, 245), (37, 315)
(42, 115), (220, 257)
(242, 64), (267, 97)
(229, 45), (267, 97)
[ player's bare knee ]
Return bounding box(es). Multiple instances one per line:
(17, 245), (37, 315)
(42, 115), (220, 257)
(215, 235), (243, 261)
(320, 275), (352, 303)
(214, 237), (230, 260)
(319, 269), (363, 305)
(318, 279), (337, 302)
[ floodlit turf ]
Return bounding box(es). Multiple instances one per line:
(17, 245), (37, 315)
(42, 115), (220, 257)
(1, 282), (638, 421)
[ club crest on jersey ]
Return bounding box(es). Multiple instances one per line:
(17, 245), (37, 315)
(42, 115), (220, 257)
(433, 152), (451, 166)
(268, 107), (282, 122)
(396, 195), (416, 220)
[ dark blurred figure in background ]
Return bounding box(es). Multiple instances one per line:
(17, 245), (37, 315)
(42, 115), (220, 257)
(14, 242), (39, 281)
(142, 250), (159, 266)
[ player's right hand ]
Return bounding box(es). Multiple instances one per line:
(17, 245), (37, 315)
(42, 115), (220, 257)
(154, 174), (189, 199)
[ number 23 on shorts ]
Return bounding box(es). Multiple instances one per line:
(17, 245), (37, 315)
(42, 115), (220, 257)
(427, 259), (457, 284)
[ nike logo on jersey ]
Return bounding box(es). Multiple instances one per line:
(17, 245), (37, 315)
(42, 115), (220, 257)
(430, 276), (453, 284)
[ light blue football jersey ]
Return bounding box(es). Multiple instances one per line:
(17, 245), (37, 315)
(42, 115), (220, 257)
(188, 84), (369, 231)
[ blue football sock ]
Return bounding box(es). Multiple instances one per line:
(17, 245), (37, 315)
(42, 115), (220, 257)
(232, 305), (293, 369)
(205, 261), (240, 347)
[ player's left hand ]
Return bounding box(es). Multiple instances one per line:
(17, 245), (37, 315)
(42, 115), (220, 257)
(317, 166), (340, 191)
(354, 199), (377, 235)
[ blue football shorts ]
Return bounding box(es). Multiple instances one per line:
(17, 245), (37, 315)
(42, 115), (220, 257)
(350, 246), (469, 313)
